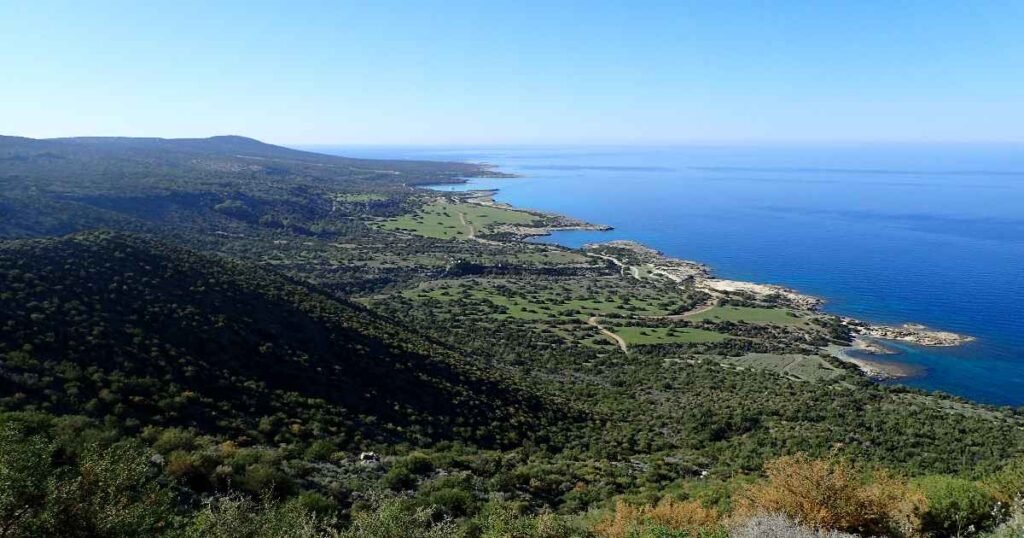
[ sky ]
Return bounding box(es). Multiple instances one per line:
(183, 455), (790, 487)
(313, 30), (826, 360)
(2, 0), (1023, 145)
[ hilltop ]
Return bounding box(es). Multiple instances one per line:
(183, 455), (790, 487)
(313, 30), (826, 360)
(0, 134), (497, 239)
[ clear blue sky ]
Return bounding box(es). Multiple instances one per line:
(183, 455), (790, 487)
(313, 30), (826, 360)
(2, 0), (1022, 145)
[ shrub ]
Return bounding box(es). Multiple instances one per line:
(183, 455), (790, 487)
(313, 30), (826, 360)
(42, 440), (175, 536)
(474, 500), (585, 538)
(0, 425), (54, 537)
(914, 475), (997, 537)
(238, 463), (295, 497)
(151, 428), (196, 454)
(594, 498), (722, 538)
(422, 487), (479, 519)
(987, 458), (1024, 503)
(186, 494), (336, 538)
(382, 466), (416, 491)
(735, 454), (924, 537)
(166, 450), (197, 481)
(294, 492), (339, 520)
(341, 494), (459, 538)
(305, 440), (337, 461)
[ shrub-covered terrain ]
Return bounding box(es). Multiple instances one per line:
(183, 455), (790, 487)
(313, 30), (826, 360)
(1, 136), (1023, 537)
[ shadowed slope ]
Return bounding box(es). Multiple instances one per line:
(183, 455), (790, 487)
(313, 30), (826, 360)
(0, 231), (558, 448)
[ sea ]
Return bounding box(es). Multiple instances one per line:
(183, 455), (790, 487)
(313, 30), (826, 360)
(311, 144), (1024, 407)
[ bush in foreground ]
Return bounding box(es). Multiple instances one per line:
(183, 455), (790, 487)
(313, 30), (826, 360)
(734, 453), (925, 537)
(593, 498), (725, 538)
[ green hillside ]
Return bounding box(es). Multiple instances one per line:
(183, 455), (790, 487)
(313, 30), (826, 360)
(0, 232), (555, 450)
(1, 137), (1023, 537)
(0, 135), (497, 239)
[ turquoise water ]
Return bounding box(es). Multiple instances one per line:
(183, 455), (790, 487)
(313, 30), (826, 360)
(314, 145), (1024, 407)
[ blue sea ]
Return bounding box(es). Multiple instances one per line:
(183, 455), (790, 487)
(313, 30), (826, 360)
(313, 145), (1024, 407)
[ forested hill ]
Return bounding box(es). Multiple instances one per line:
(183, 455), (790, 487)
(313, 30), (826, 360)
(0, 231), (557, 449)
(0, 134), (484, 190)
(0, 135), (493, 238)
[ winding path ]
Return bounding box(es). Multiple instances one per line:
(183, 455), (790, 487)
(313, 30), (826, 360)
(676, 298), (719, 319)
(587, 315), (628, 353)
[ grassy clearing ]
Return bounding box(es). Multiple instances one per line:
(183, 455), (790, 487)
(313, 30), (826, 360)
(686, 306), (810, 327)
(718, 353), (844, 381)
(611, 325), (728, 345)
(378, 200), (539, 239)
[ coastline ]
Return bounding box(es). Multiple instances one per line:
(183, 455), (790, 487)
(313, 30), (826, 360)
(456, 189), (613, 238)
(437, 170), (976, 381)
(828, 341), (924, 380)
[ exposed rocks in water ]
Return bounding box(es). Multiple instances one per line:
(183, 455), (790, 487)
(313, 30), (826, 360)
(843, 318), (975, 347)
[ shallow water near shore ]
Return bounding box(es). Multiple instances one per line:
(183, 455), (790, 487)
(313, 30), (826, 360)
(314, 144), (1024, 406)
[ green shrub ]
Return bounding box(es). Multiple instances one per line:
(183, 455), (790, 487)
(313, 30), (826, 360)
(0, 425), (54, 537)
(915, 475), (997, 537)
(239, 463), (295, 497)
(422, 487), (478, 519)
(382, 466), (417, 491)
(305, 440), (337, 461)
(152, 428), (196, 454)
(40, 440), (175, 536)
(341, 494), (459, 538)
(186, 494), (335, 538)
(400, 452), (436, 475)
(987, 458), (1024, 503)
(293, 492), (339, 520)
(473, 500), (586, 538)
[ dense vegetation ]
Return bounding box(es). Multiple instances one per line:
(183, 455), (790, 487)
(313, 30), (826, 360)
(1, 135), (1023, 536)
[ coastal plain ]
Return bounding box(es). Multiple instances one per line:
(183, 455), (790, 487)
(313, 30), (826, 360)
(371, 188), (971, 382)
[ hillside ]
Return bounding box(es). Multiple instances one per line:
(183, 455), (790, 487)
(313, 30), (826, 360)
(0, 135), (494, 239)
(1, 137), (1023, 536)
(0, 134), (484, 192)
(0, 231), (556, 449)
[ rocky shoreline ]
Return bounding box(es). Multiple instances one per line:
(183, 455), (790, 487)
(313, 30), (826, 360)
(845, 319), (976, 347)
(583, 240), (824, 311)
(575, 240), (975, 379)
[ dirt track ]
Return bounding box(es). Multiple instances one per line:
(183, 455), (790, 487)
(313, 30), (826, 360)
(586, 315), (628, 353)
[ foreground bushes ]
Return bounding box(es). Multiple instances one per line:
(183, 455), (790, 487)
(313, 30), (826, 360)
(914, 476), (998, 537)
(4, 416), (1024, 537)
(0, 423), (174, 537)
(593, 498), (724, 538)
(735, 453), (925, 536)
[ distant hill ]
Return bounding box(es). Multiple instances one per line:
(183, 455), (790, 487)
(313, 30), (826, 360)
(0, 135), (490, 238)
(0, 231), (556, 448)
(0, 134), (483, 189)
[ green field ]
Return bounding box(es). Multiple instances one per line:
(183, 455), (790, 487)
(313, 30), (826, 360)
(686, 305), (810, 327)
(378, 200), (539, 239)
(611, 325), (728, 345)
